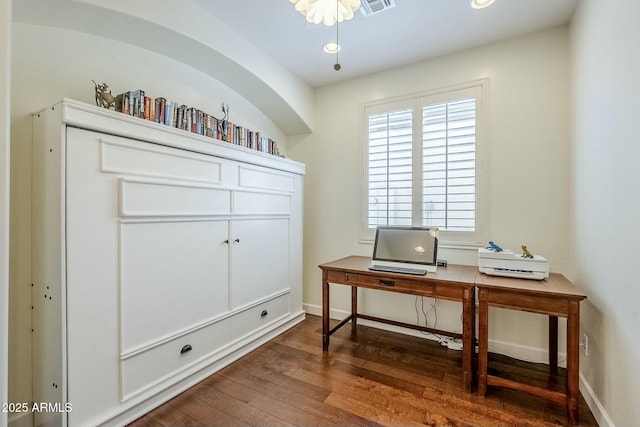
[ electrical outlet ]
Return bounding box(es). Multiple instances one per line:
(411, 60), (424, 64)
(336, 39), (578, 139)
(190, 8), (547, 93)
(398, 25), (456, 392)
(581, 333), (589, 357)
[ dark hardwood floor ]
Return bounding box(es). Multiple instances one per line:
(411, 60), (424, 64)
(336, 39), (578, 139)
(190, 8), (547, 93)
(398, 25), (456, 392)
(128, 315), (598, 427)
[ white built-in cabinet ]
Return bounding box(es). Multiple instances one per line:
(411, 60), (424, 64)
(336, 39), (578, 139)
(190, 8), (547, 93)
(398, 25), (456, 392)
(31, 99), (305, 427)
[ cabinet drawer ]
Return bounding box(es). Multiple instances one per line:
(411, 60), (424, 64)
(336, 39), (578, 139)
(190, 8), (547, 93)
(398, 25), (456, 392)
(120, 318), (231, 400)
(346, 274), (434, 296)
(120, 179), (231, 217)
(233, 191), (291, 214)
(236, 164), (296, 192)
(231, 294), (290, 340)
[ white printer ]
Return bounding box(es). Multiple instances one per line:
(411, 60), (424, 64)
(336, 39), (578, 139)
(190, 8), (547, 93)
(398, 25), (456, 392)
(478, 247), (549, 280)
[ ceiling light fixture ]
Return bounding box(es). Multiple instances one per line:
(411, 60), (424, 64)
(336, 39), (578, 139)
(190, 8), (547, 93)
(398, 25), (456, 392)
(290, 0), (361, 26)
(323, 42), (341, 54)
(470, 0), (495, 9)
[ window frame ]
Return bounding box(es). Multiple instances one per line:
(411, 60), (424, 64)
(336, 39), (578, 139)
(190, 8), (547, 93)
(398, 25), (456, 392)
(360, 79), (489, 249)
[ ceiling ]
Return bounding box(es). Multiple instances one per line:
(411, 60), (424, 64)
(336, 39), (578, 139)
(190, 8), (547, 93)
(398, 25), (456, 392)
(194, 0), (579, 88)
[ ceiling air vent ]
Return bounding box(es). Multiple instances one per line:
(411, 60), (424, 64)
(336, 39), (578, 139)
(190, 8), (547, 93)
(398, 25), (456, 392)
(360, 0), (396, 16)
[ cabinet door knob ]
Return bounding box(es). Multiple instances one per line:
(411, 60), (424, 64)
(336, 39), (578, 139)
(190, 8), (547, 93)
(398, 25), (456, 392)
(260, 309), (268, 318)
(180, 344), (192, 354)
(234, 238), (240, 243)
(224, 239), (230, 244)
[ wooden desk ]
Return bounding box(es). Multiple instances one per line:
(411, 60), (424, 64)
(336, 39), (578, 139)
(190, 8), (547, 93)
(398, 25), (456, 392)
(475, 272), (587, 425)
(319, 256), (477, 392)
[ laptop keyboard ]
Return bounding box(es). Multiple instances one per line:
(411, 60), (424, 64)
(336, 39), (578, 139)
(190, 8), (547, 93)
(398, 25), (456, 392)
(369, 264), (428, 276)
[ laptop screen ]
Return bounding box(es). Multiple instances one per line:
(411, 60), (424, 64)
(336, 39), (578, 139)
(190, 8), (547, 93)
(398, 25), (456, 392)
(372, 226), (438, 266)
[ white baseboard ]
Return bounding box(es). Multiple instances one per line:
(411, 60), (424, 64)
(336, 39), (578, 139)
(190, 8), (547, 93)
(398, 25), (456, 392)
(8, 412), (32, 427)
(580, 371), (615, 427)
(303, 302), (614, 427)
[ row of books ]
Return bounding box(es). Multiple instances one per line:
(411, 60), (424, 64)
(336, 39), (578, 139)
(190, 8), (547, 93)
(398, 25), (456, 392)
(114, 90), (281, 156)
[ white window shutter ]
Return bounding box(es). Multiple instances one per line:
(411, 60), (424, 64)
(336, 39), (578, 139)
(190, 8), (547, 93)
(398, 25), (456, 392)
(363, 80), (486, 244)
(422, 98), (476, 231)
(367, 109), (413, 227)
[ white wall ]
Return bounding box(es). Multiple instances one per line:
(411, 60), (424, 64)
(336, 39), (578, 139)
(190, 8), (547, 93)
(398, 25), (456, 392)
(8, 22), (296, 421)
(1, 4), (11, 427)
(570, 0), (640, 426)
(289, 27), (572, 357)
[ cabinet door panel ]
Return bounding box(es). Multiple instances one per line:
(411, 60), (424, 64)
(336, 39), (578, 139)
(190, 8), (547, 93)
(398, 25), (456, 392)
(120, 220), (229, 353)
(231, 219), (289, 308)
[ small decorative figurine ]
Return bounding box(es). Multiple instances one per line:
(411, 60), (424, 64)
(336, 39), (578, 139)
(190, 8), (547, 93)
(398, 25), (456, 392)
(220, 102), (229, 141)
(521, 245), (534, 259)
(92, 80), (116, 109)
(488, 241), (503, 252)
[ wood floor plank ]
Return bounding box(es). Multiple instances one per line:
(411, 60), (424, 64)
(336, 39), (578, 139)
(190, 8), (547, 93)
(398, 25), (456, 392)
(328, 372), (521, 427)
(192, 380), (299, 427)
(362, 359), (456, 392)
(167, 387), (249, 427)
(220, 366), (377, 427)
(324, 392), (427, 427)
(278, 330), (369, 367)
(126, 398), (189, 427)
(220, 378), (351, 427)
(128, 315), (599, 427)
(224, 358), (331, 402)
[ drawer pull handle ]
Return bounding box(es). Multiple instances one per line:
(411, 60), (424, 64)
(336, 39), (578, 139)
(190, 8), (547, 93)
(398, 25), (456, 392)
(260, 309), (268, 318)
(180, 344), (193, 354)
(379, 280), (395, 287)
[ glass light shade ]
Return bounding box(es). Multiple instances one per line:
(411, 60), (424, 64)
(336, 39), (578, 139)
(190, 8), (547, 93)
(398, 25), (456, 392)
(290, 0), (361, 26)
(323, 42), (341, 53)
(470, 0), (495, 9)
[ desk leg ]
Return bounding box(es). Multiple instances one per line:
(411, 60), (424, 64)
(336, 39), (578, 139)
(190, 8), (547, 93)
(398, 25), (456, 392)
(549, 315), (559, 376)
(462, 288), (475, 393)
(351, 286), (358, 329)
(478, 289), (489, 397)
(322, 270), (330, 352)
(566, 301), (580, 425)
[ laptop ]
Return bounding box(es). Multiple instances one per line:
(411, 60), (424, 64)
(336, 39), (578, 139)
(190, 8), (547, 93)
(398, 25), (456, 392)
(368, 226), (438, 275)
